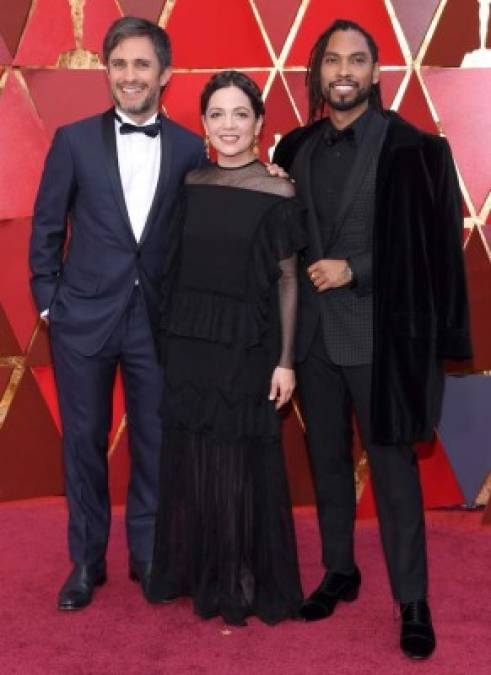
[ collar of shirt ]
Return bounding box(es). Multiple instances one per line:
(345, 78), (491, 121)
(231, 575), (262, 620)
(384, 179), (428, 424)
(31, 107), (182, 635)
(323, 106), (373, 147)
(114, 108), (158, 128)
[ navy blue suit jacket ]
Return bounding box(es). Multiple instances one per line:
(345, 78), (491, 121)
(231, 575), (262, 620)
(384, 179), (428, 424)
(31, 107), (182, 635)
(30, 109), (205, 355)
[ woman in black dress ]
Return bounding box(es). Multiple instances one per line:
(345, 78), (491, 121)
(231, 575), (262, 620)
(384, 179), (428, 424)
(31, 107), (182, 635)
(149, 71), (304, 625)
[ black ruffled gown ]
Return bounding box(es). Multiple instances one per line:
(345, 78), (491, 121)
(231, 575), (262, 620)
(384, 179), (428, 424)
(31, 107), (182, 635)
(148, 160), (304, 625)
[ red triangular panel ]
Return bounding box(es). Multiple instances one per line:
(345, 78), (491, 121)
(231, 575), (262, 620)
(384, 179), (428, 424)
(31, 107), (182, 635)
(424, 0), (485, 67)
(118, 0), (166, 22)
(0, 218), (40, 351)
(482, 224), (491, 246)
(0, 368), (63, 502)
(0, 304), (22, 357)
(417, 436), (466, 506)
(283, 71), (309, 124)
(25, 324), (52, 367)
(14, 0), (75, 66)
(0, 32), (12, 65)
(398, 74), (438, 133)
(423, 69), (491, 213)
(167, 0), (272, 67)
(254, 0), (301, 57)
(286, 0), (404, 66)
(379, 69), (406, 109)
(82, 0), (123, 58)
(0, 0), (32, 58)
(24, 69), (112, 140)
(356, 475), (376, 519)
(262, 75), (300, 162)
(0, 75), (50, 220)
(164, 71), (270, 136)
(483, 498), (491, 524)
(391, 0), (440, 56)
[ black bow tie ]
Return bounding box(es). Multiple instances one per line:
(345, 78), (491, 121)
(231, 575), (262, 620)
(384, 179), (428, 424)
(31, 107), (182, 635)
(115, 113), (161, 138)
(326, 126), (355, 146)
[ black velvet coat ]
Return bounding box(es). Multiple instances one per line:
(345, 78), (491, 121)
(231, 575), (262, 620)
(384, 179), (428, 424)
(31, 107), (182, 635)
(274, 112), (472, 445)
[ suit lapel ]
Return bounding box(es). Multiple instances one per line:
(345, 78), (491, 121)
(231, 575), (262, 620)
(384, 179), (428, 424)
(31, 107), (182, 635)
(328, 112), (389, 247)
(293, 130), (325, 263)
(139, 116), (172, 246)
(102, 109), (137, 247)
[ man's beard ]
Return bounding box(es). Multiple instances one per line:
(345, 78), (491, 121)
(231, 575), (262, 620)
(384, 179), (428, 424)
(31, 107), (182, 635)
(323, 82), (372, 111)
(113, 87), (159, 116)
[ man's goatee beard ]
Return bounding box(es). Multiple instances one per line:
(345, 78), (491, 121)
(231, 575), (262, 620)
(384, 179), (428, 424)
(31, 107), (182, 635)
(324, 85), (371, 112)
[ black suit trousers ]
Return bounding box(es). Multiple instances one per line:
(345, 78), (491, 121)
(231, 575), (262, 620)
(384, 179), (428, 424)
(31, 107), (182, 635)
(50, 287), (163, 565)
(297, 328), (428, 602)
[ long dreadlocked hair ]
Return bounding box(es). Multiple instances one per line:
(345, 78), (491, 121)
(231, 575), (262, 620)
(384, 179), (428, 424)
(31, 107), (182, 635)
(305, 19), (384, 124)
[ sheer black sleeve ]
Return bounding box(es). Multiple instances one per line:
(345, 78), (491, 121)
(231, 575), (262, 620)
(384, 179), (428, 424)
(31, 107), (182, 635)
(266, 198), (305, 369)
(277, 255), (298, 368)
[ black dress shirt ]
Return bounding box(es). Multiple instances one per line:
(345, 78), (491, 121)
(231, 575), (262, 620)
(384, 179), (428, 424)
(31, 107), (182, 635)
(311, 107), (373, 251)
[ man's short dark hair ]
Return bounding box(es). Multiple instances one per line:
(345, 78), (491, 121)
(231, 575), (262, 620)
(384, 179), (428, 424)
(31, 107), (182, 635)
(103, 16), (172, 71)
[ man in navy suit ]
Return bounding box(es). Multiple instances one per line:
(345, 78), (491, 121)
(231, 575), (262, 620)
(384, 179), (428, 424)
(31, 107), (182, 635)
(29, 17), (205, 610)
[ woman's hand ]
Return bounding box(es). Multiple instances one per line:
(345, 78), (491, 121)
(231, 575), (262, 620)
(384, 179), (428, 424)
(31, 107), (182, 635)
(269, 366), (295, 410)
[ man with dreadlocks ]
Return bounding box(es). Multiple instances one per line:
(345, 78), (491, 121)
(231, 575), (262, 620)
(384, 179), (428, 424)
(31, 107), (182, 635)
(274, 19), (471, 660)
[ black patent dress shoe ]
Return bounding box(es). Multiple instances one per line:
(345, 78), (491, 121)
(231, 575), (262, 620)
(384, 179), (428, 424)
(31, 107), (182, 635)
(300, 566), (361, 621)
(400, 599), (436, 660)
(57, 562), (107, 611)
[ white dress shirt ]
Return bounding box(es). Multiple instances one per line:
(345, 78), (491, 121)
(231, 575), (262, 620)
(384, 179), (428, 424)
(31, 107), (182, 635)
(115, 108), (162, 243)
(40, 109), (162, 317)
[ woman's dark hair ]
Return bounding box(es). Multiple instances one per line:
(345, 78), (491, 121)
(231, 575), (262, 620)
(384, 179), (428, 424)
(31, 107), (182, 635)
(200, 70), (265, 118)
(103, 16), (172, 72)
(306, 19), (383, 123)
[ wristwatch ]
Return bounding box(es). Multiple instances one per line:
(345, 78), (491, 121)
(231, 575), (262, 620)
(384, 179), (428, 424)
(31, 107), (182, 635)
(345, 262), (353, 284)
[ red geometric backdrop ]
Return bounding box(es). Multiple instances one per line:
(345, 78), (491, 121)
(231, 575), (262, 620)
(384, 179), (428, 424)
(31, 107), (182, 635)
(1, 0), (490, 517)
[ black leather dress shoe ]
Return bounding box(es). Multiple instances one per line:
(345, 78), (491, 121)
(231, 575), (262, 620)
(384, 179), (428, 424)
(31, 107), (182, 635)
(400, 599), (436, 660)
(57, 562), (107, 611)
(129, 559), (152, 597)
(300, 566), (361, 621)
(130, 559), (177, 604)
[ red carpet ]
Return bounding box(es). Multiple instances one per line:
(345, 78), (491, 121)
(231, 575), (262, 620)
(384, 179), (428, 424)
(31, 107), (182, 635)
(0, 499), (489, 675)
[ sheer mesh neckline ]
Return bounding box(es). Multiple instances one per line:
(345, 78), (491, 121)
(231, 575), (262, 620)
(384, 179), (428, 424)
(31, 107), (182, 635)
(216, 159), (259, 171)
(185, 161), (295, 198)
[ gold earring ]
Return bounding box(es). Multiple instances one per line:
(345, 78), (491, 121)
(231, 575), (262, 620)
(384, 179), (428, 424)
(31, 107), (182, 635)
(252, 136), (259, 157)
(204, 135), (210, 159)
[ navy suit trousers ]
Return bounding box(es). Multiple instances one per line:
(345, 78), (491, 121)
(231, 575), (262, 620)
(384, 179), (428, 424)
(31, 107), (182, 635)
(50, 287), (163, 565)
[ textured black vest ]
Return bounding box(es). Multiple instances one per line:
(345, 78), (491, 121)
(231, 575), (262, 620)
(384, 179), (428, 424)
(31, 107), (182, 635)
(302, 112), (388, 366)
